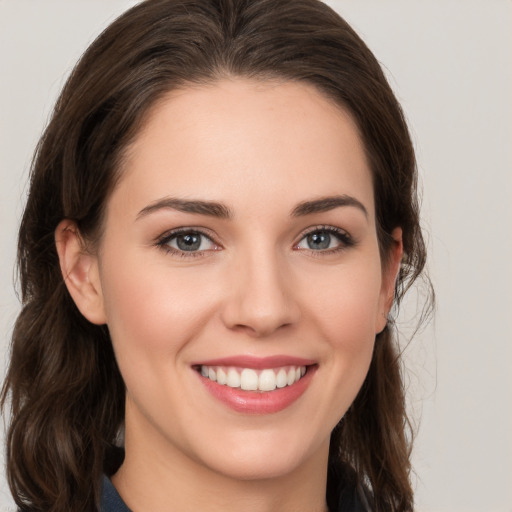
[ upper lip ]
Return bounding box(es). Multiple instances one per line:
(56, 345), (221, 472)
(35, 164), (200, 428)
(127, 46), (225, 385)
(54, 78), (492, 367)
(192, 355), (316, 369)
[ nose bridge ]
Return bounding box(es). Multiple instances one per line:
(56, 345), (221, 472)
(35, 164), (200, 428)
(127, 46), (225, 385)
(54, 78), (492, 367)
(221, 241), (299, 337)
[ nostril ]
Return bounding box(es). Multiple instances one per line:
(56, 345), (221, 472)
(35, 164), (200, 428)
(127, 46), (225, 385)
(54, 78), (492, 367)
(230, 320), (294, 338)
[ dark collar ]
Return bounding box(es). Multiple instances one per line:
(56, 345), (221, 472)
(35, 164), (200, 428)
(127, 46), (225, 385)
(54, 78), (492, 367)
(101, 475), (131, 512)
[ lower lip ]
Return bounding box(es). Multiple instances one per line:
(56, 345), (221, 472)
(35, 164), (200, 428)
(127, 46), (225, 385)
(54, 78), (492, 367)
(197, 366), (317, 414)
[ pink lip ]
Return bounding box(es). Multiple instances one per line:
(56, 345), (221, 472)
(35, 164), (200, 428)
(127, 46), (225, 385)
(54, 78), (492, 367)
(192, 355), (316, 369)
(194, 361), (318, 415)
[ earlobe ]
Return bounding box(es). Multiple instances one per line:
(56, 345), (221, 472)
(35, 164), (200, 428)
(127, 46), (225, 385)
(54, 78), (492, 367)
(375, 227), (403, 334)
(55, 220), (107, 325)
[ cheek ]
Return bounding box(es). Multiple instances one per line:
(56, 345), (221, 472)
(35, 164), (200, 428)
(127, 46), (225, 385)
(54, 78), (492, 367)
(99, 253), (220, 364)
(288, 261), (383, 431)
(305, 260), (382, 393)
(306, 261), (383, 347)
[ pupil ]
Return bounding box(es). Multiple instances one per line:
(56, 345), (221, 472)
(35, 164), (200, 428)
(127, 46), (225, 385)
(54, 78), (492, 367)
(177, 233), (201, 251)
(308, 232), (330, 250)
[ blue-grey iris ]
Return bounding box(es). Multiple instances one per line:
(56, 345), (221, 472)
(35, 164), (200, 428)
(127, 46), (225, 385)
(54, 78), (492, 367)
(177, 233), (201, 251)
(307, 231), (331, 250)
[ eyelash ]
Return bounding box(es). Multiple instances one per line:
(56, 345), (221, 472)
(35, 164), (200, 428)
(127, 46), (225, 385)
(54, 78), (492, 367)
(155, 225), (355, 258)
(155, 227), (220, 258)
(293, 225), (356, 255)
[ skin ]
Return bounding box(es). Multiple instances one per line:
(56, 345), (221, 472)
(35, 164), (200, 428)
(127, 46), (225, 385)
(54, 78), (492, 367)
(56, 78), (402, 512)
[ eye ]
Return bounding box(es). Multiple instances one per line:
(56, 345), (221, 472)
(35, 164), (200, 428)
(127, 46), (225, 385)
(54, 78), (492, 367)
(295, 227), (354, 252)
(157, 229), (220, 254)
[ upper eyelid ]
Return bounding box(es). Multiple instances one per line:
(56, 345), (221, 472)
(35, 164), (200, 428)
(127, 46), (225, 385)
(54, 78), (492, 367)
(155, 224), (353, 250)
(296, 224), (351, 240)
(293, 225), (355, 253)
(156, 226), (219, 243)
(155, 228), (221, 258)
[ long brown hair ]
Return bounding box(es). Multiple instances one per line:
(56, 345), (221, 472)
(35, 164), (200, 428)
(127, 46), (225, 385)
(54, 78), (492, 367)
(2, 1), (431, 510)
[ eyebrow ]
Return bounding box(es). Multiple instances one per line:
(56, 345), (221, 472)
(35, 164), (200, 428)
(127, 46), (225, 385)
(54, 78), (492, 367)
(291, 195), (368, 218)
(136, 194), (368, 221)
(136, 197), (233, 220)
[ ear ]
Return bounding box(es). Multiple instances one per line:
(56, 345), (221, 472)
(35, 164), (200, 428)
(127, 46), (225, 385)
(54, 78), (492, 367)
(55, 220), (107, 325)
(375, 227), (403, 334)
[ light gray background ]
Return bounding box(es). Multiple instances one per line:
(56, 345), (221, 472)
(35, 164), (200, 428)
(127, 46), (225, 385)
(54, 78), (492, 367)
(1, 1), (511, 511)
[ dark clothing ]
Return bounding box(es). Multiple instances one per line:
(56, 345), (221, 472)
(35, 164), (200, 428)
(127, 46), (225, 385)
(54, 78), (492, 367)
(101, 476), (131, 512)
(100, 464), (371, 512)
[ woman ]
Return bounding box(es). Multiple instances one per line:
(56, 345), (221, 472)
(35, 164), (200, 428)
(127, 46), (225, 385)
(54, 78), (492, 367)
(2, 0), (430, 511)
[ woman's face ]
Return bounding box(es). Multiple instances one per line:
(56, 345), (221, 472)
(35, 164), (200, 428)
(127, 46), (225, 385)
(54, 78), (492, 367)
(86, 79), (400, 480)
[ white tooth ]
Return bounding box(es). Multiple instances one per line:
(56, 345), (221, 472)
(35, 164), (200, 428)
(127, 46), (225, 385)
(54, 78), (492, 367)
(240, 368), (258, 391)
(287, 368), (296, 386)
(226, 368), (241, 388)
(258, 369), (277, 391)
(301, 366), (306, 377)
(295, 367), (301, 382)
(276, 368), (288, 388)
(201, 365), (208, 377)
(216, 367), (227, 385)
(208, 367), (217, 381)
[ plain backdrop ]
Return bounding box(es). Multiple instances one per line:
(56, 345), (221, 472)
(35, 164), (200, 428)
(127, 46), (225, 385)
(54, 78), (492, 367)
(1, 1), (511, 511)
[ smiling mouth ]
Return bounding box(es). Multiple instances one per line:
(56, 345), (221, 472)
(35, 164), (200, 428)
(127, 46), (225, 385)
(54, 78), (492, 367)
(195, 365), (310, 392)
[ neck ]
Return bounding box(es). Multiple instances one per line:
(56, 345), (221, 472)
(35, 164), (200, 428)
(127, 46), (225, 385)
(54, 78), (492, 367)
(112, 413), (330, 512)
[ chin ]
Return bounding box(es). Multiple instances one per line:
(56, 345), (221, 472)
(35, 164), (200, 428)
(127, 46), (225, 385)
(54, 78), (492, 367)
(192, 428), (329, 482)
(206, 451), (306, 482)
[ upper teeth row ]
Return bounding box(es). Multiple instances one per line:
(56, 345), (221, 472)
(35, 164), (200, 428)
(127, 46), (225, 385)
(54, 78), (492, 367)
(200, 365), (307, 392)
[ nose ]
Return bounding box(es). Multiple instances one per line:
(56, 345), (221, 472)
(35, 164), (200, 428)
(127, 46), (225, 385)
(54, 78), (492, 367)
(220, 249), (301, 338)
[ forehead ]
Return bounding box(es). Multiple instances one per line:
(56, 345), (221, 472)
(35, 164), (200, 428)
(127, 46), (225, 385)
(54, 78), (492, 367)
(113, 78), (375, 221)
